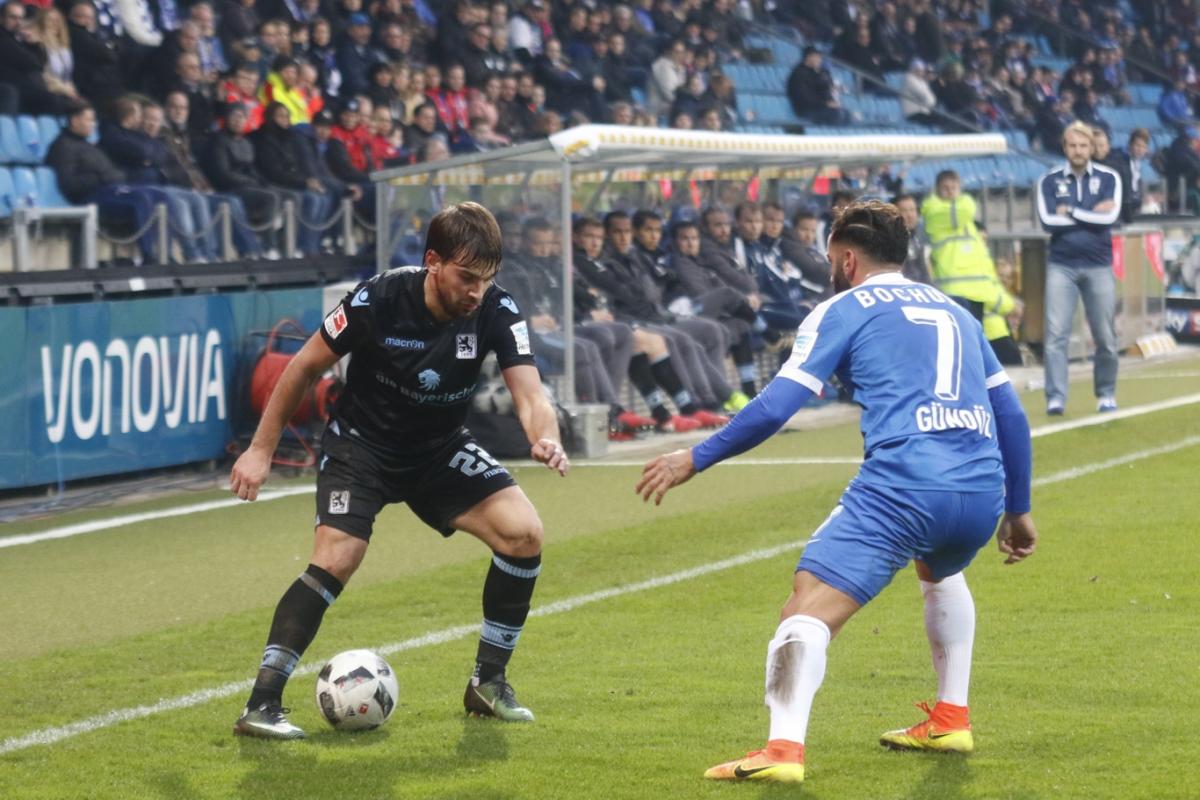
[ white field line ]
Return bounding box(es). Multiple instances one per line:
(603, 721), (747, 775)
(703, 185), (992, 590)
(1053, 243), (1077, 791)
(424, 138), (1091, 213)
(0, 540), (803, 756)
(1028, 392), (1200, 438)
(3, 391), (1198, 552)
(4, 435), (1200, 756)
(1031, 434), (1200, 487)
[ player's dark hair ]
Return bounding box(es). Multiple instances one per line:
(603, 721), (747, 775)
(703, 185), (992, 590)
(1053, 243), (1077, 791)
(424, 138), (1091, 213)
(425, 201), (503, 278)
(603, 210), (630, 231)
(672, 220), (700, 240)
(827, 200), (909, 266)
(632, 209), (661, 230)
(762, 200), (784, 214)
(892, 192), (917, 206)
(734, 201), (760, 220)
(572, 215), (603, 235)
(521, 216), (554, 237)
(700, 206), (726, 227)
(792, 209), (817, 227)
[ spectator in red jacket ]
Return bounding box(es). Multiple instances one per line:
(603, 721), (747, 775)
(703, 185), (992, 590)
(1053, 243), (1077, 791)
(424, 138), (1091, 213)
(220, 61), (264, 131)
(330, 97), (373, 172)
(427, 61), (470, 134)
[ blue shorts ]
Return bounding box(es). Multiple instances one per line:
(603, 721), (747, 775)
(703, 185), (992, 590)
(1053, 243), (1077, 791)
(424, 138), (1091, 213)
(797, 480), (1004, 606)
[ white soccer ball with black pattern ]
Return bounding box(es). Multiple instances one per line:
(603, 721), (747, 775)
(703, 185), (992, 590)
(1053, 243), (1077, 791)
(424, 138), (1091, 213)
(315, 649), (399, 731)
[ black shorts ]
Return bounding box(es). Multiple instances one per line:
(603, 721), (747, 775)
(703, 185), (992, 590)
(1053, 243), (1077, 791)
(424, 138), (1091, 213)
(314, 427), (517, 540)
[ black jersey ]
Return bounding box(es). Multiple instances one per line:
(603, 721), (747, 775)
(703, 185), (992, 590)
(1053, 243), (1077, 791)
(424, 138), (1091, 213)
(318, 267), (536, 457)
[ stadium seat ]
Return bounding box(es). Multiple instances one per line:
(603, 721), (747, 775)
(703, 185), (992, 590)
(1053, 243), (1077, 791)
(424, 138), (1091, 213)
(35, 166), (71, 207)
(15, 115), (42, 163)
(0, 116), (22, 163)
(12, 166), (37, 208)
(1127, 107), (1158, 129)
(1129, 83), (1162, 105)
(37, 116), (62, 153)
(0, 167), (14, 217)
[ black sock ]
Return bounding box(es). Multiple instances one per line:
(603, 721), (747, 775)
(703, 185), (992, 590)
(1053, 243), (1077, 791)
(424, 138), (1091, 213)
(475, 552), (541, 683)
(650, 355), (699, 415)
(247, 564), (344, 708)
(628, 354), (671, 423)
(731, 340), (757, 397)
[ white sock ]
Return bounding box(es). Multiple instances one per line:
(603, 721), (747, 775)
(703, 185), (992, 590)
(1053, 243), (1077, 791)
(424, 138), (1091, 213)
(921, 572), (975, 707)
(764, 614), (830, 744)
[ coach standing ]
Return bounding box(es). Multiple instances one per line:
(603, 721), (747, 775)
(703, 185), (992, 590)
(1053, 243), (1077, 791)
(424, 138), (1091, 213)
(1036, 120), (1122, 416)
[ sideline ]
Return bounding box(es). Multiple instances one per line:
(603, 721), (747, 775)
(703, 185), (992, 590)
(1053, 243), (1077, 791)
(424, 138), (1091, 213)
(3, 392), (1198, 551)
(1, 432), (1198, 755)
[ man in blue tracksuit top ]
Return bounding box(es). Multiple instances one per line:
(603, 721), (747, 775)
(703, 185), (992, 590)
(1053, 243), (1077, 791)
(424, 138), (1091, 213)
(1036, 120), (1122, 415)
(637, 200), (1037, 787)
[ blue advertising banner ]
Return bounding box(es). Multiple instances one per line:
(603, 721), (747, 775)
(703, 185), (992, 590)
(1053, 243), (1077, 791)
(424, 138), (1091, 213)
(1, 288), (325, 490)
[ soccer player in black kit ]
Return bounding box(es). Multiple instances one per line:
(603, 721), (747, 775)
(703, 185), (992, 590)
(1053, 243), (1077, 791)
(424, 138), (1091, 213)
(230, 202), (569, 739)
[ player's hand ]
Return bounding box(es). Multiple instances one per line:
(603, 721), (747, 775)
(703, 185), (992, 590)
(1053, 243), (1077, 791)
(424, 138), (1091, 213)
(997, 512), (1038, 564)
(229, 445), (272, 501)
(531, 438), (569, 476)
(636, 448), (696, 506)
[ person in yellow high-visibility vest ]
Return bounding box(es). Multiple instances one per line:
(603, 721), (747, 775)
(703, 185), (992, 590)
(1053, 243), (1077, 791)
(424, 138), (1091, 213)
(920, 170), (1023, 365)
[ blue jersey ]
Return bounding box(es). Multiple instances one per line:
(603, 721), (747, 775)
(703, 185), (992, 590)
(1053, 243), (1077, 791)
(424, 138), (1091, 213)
(777, 273), (1007, 492)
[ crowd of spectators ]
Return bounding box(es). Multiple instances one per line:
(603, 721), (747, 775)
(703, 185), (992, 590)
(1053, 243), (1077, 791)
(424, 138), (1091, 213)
(493, 197), (834, 435)
(6, 0), (1200, 260)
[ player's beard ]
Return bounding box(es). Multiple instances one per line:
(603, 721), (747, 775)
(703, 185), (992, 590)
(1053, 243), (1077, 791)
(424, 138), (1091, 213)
(433, 271), (479, 318)
(833, 258), (851, 293)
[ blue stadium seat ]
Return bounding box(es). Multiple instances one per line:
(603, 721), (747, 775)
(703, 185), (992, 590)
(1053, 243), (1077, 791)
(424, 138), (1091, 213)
(630, 86), (646, 108)
(874, 98), (903, 122)
(11, 166), (37, 208)
(1127, 107), (1158, 129)
(37, 115), (62, 152)
(0, 167), (14, 217)
(0, 116), (22, 163)
(885, 71), (905, 91)
(1129, 83), (1162, 105)
(15, 115), (42, 163)
(35, 167), (71, 207)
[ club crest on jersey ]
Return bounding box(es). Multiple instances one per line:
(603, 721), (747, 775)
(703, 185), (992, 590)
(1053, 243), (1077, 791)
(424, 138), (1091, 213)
(456, 333), (477, 359)
(328, 490), (350, 514)
(324, 306), (348, 339)
(499, 295), (519, 314)
(1089, 176), (1101, 194)
(418, 369), (441, 391)
(351, 287), (370, 307)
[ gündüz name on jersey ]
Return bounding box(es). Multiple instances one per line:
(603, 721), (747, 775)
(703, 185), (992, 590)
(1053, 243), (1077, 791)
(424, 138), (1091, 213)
(41, 330), (227, 444)
(915, 402), (993, 437)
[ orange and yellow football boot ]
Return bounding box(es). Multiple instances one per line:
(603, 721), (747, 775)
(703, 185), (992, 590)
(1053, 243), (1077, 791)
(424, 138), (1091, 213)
(703, 739), (805, 783)
(880, 701), (974, 753)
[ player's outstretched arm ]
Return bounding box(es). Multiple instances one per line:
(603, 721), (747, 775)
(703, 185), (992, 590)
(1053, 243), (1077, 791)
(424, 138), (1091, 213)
(230, 333), (342, 501)
(503, 364), (569, 476)
(637, 448), (696, 506)
(988, 379), (1037, 564)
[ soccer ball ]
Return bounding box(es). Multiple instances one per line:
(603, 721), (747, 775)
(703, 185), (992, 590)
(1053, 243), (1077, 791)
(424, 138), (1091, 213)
(472, 380), (514, 415)
(314, 649), (400, 731)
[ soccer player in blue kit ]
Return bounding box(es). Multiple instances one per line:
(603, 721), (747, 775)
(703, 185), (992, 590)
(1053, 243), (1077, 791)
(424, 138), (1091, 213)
(637, 201), (1038, 784)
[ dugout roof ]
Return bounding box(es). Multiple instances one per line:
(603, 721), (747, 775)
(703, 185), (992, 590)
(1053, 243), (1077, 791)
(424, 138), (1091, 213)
(371, 125), (1009, 187)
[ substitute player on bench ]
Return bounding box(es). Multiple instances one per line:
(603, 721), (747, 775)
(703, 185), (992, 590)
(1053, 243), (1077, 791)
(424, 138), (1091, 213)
(230, 202), (568, 739)
(638, 201), (1037, 784)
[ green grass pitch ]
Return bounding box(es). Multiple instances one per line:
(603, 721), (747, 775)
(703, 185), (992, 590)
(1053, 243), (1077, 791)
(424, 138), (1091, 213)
(1, 357), (1198, 799)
